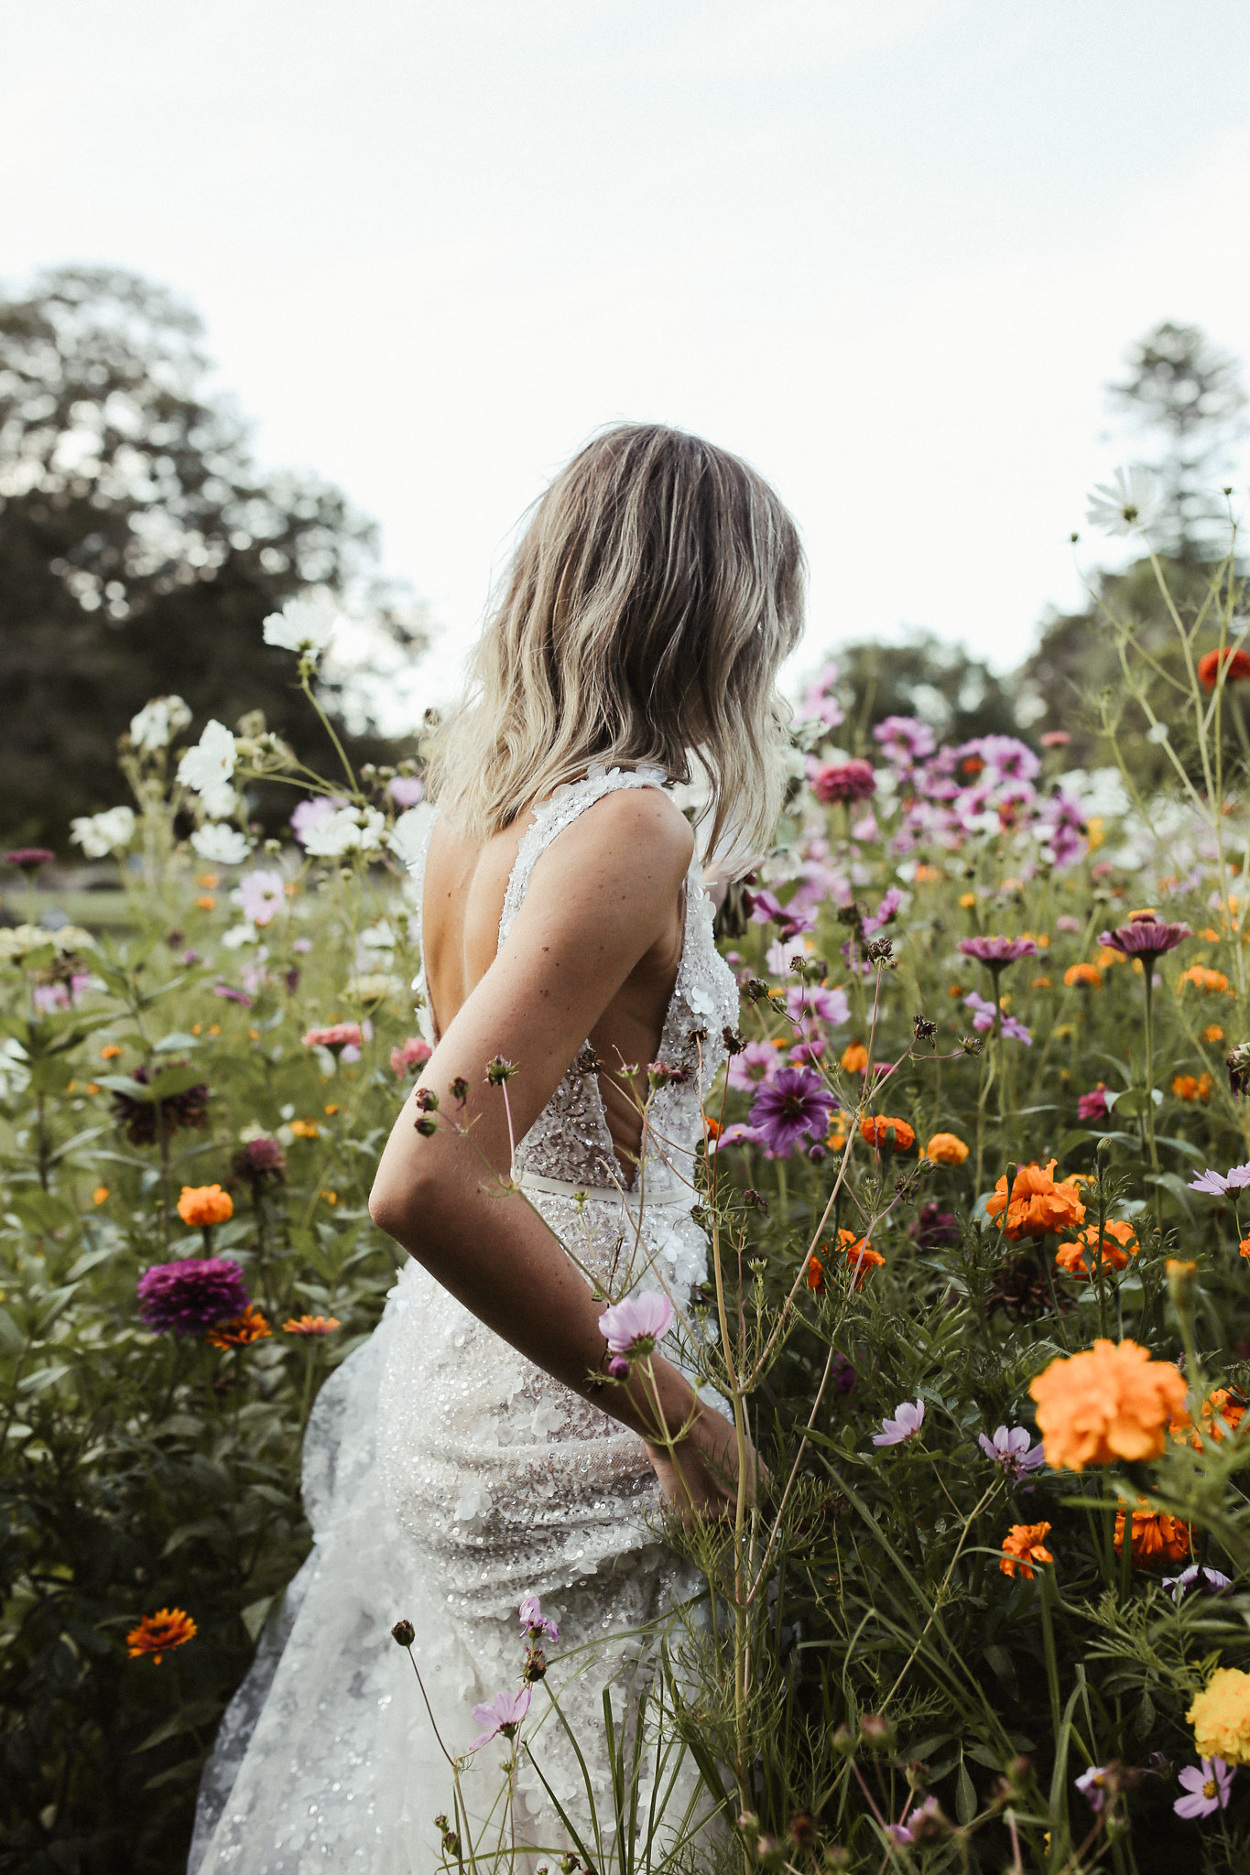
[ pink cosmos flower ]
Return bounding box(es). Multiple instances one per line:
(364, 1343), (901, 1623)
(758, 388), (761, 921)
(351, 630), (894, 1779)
(727, 1040), (783, 1093)
(302, 1022), (364, 1052)
(1174, 1757), (1234, 1820)
(519, 1595), (560, 1642)
(238, 869), (286, 926)
(390, 1036), (433, 1077)
(811, 759), (876, 804)
(290, 796), (344, 845)
(963, 991), (1032, 1045)
(1099, 911), (1191, 958)
(748, 1066), (837, 1157)
(958, 935), (1038, 967)
(795, 658), (844, 729)
(1189, 1162), (1250, 1195)
(784, 984), (850, 1028)
(862, 887), (904, 937)
(469, 1686), (531, 1751)
(978, 1425), (1045, 1479)
(598, 1290), (674, 1355)
(1056, 915), (1082, 934)
(1075, 1766), (1112, 1813)
(214, 985), (253, 1007)
(385, 776), (425, 808)
(743, 888), (815, 940)
(872, 1400), (925, 1447)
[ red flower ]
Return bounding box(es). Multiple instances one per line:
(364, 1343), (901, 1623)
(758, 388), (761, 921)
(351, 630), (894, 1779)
(1199, 648), (1250, 689)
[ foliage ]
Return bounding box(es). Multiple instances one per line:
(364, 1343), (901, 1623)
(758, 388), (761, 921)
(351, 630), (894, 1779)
(0, 265), (427, 843)
(817, 634), (1023, 754)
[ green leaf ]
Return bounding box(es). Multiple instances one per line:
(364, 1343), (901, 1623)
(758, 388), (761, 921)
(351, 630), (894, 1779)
(241, 1595), (275, 1642)
(0, 1309), (25, 1353)
(955, 1756), (977, 1824)
(154, 1031), (200, 1052)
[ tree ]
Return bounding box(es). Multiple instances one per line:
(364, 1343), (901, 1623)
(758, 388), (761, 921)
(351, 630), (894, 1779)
(827, 632), (1024, 753)
(1108, 320), (1247, 559)
(0, 267), (428, 842)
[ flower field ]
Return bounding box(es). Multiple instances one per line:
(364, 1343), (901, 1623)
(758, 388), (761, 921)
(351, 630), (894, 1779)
(6, 531), (1250, 1872)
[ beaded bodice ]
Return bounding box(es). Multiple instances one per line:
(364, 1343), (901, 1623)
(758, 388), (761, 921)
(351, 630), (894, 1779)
(409, 765), (739, 1200)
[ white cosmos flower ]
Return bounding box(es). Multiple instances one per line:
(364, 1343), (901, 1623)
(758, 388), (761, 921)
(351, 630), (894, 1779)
(302, 805), (386, 858)
(1085, 465), (1165, 536)
(262, 592), (341, 656)
(178, 720), (237, 795)
(191, 822), (251, 865)
(388, 803), (435, 869)
(199, 782), (239, 820)
(69, 805), (137, 858)
(130, 695), (192, 752)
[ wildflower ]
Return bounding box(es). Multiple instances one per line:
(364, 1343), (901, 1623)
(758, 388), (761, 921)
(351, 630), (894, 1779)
(978, 1425), (1045, 1479)
(469, 1686), (531, 1751)
(987, 1250), (1069, 1321)
(1180, 965), (1231, 995)
(1098, 910), (1190, 958)
(1064, 962), (1101, 989)
(872, 1400), (925, 1447)
(302, 804), (387, 858)
(283, 1314), (341, 1335)
(176, 1184), (234, 1228)
(988, 1161), (1086, 1241)
(999, 1522), (1053, 1579)
(1055, 1219), (1138, 1280)
(238, 869), (287, 926)
(386, 775), (425, 807)
(519, 1595), (560, 1642)
(231, 1137), (288, 1192)
(829, 1230), (884, 1290)
(958, 935), (1038, 967)
(598, 1291), (674, 1356)
(391, 1618), (416, 1647)
(262, 592), (341, 655)
(1114, 1499), (1193, 1567)
(4, 847), (55, 872)
(206, 1304), (272, 1350)
(214, 985), (252, 1008)
(129, 694), (191, 751)
(912, 1202), (960, 1249)
(178, 720), (236, 800)
(1085, 464), (1164, 534)
(110, 1063), (210, 1146)
(811, 759), (876, 804)
(69, 804), (137, 857)
(748, 1066), (837, 1157)
(840, 1041), (868, 1074)
(1174, 1757), (1235, 1819)
(744, 886), (816, 939)
(1198, 647), (1250, 689)
(137, 1257), (250, 1335)
(963, 990), (1033, 1043)
(289, 1118), (320, 1139)
(390, 1036), (433, 1078)
(1077, 1084), (1110, 1121)
(1188, 1161), (1250, 1195)
(127, 1608), (197, 1662)
(1229, 1042), (1250, 1096)
(727, 1039), (784, 1092)
(191, 823), (251, 866)
(874, 715), (936, 763)
(92, 1185), (109, 1205)
(1075, 1766), (1113, 1812)
(1171, 1388), (1246, 1447)
(1029, 1338), (1186, 1469)
(1165, 1564), (1234, 1601)
(925, 1132), (968, 1165)
(785, 982), (850, 1026)
(1173, 1072), (1214, 1103)
(859, 1115), (915, 1151)
(302, 1022), (365, 1053)
(1190, 1669), (1250, 1764)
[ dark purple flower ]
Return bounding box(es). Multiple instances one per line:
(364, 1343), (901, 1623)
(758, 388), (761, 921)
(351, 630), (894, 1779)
(214, 984), (253, 1007)
(912, 1201), (960, 1249)
(111, 1064), (210, 1146)
(811, 759), (876, 805)
(4, 847), (55, 872)
(830, 1352), (857, 1396)
(1163, 1564), (1234, 1601)
(1099, 911), (1190, 958)
(231, 1136), (288, 1193)
(1078, 1084), (1110, 1122)
(137, 1257), (250, 1335)
(748, 1066), (837, 1156)
(958, 935), (1038, 967)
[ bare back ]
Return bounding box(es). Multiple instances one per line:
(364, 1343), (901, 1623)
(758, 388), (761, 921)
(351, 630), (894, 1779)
(421, 789), (693, 1179)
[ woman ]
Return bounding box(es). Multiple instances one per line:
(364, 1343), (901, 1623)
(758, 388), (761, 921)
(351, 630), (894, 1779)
(190, 423), (804, 1873)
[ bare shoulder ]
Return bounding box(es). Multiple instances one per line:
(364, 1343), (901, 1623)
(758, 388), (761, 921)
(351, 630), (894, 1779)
(514, 785), (693, 942)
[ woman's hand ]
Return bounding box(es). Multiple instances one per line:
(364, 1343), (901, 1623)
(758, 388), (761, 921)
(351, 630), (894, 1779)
(644, 1397), (766, 1520)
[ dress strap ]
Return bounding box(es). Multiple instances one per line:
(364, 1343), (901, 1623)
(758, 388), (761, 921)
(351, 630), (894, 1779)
(498, 764), (669, 946)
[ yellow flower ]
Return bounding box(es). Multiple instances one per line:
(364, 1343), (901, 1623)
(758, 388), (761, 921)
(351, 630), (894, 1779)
(1189, 1668), (1250, 1765)
(958, 892), (976, 909)
(127, 1607), (197, 1663)
(289, 1118), (320, 1139)
(1029, 1338), (1186, 1470)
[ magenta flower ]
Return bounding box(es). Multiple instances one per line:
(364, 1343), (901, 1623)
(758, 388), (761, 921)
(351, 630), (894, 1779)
(231, 1136), (288, 1192)
(1099, 911), (1191, 958)
(137, 1257), (250, 1336)
(862, 888), (904, 937)
(978, 1425), (1045, 1479)
(1075, 1766), (1112, 1813)
(963, 991), (1032, 1045)
(4, 847), (56, 871)
(743, 888), (815, 940)
(958, 935), (1038, 967)
(469, 1686), (531, 1752)
(1174, 1757), (1234, 1820)
(873, 715), (936, 764)
(598, 1290), (674, 1355)
(214, 985), (253, 1007)
(1189, 1162), (1250, 1195)
(518, 1595), (560, 1643)
(238, 869), (286, 926)
(872, 1400), (925, 1447)
(390, 1036), (433, 1078)
(911, 1202), (959, 1250)
(1077, 1085), (1109, 1122)
(748, 1066), (837, 1157)
(811, 759), (876, 805)
(795, 658), (845, 729)
(386, 775), (425, 808)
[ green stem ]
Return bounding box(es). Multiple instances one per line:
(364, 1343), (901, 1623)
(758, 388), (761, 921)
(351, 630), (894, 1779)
(1142, 967), (1159, 1173)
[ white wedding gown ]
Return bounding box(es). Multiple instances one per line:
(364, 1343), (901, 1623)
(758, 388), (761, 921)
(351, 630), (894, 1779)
(189, 766), (740, 1874)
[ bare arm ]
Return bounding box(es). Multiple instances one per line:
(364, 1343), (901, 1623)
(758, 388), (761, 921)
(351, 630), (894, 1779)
(369, 791), (743, 1498)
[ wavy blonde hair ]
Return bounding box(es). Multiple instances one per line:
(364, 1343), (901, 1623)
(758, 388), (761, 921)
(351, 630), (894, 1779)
(426, 423), (805, 860)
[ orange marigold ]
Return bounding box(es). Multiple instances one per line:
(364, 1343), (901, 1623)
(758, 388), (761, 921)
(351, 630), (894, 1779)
(1055, 1218), (1138, 1281)
(807, 1230), (883, 1293)
(289, 1119), (320, 1139)
(1205, 1025), (1226, 1043)
(987, 1161), (1086, 1241)
(1170, 1388), (1247, 1448)
(176, 1183), (233, 1227)
(127, 1607), (197, 1662)
(1172, 1072), (1213, 1104)
(840, 1042), (868, 1074)
(206, 1304), (272, 1350)
(925, 1131), (969, 1166)
(1000, 1522), (1054, 1580)
(92, 1185), (109, 1205)
(1179, 965), (1232, 995)
(283, 1314), (341, 1336)
(1029, 1338), (1187, 1470)
(1113, 1499), (1193, 1568)
(1063, 962), (1102, 989)
(99, 1043), (122, 1060)
(860, 1115), (915, 1151)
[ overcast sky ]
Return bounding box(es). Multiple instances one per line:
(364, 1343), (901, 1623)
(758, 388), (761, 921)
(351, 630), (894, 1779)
(8, 0), (1250, 722)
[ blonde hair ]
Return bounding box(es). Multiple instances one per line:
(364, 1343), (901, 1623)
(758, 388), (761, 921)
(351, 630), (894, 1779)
(426, 423), (805, 861)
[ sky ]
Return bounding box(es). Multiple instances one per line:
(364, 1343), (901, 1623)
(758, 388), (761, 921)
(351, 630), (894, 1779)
(7, 0), (1250, 723)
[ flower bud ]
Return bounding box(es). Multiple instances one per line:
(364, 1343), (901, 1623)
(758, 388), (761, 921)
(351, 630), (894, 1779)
(859, 1713), (894, 1750)
(391, 1619), (415, 1648)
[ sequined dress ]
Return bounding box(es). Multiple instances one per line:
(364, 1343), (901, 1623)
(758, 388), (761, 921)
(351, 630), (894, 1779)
(189, 766), (740, 1873)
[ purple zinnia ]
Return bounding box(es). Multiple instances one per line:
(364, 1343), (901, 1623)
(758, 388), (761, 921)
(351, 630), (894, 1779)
(231, 1136), (288, 1193)
(1099, 911), (1190, 958)
(137, 1257), (250, 1335)
(748, 1066), (837, 1157)
(811, 759), (876, 805)
(4, 847), (56, 872)
(958, 935), (1038, 967)
(111, 1063), (210, 1146)
(911, 1202), (960, 1250)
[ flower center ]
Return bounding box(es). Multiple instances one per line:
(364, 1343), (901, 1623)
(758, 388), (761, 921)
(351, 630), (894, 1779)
(1203, 1778), (1217, 1800)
